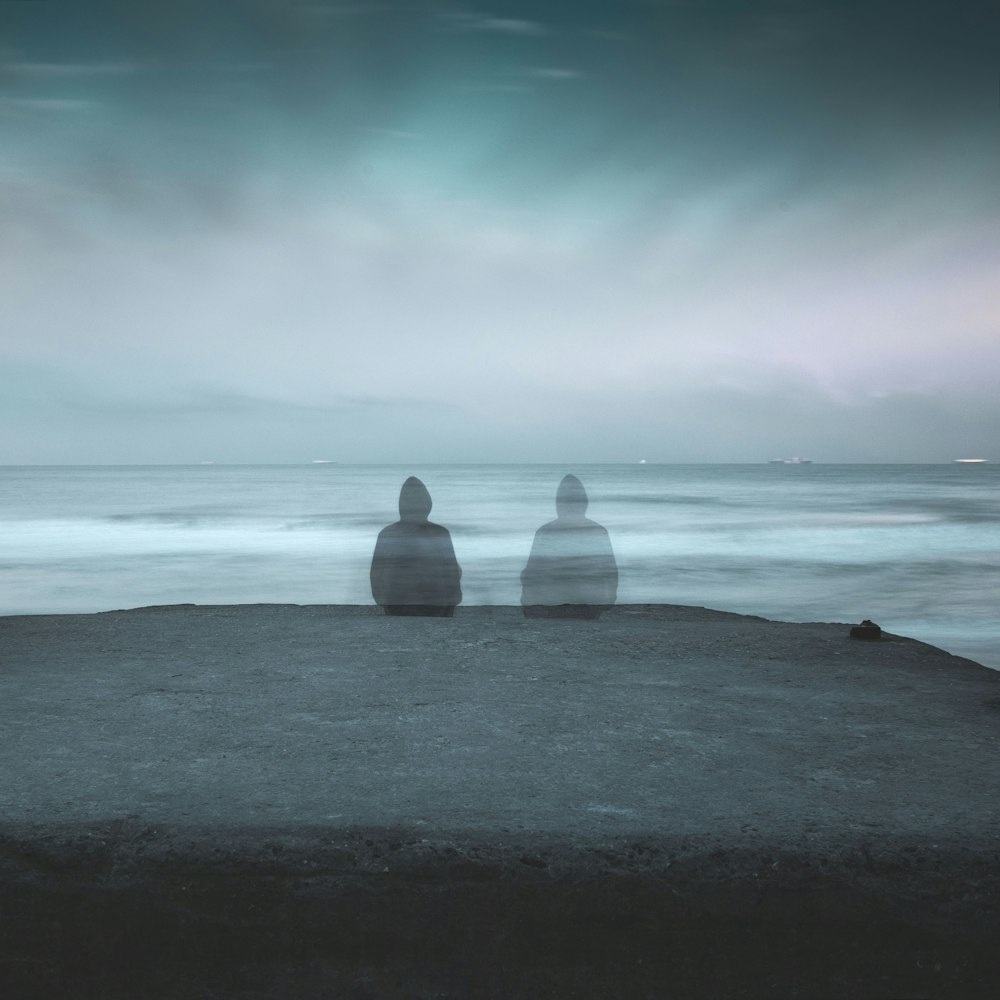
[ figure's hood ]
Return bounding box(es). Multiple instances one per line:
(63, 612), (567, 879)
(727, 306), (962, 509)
(399, 476), (433, 521)
(555, 474), (588, 517)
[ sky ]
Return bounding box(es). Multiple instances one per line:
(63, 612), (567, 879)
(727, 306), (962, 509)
(2, 0), (998, 463)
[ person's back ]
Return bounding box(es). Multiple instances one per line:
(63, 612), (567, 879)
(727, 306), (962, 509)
(521, 474), (618, 619)
(370, 477), (462, 617)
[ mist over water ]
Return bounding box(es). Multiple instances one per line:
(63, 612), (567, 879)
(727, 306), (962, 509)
(2, 464), (998, 669)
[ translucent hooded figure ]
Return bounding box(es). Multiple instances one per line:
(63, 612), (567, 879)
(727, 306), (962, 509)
(520, 474), (618, 619)
(370, 477), (462, 617)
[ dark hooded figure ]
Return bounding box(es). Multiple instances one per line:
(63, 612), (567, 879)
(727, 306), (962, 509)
(521, 474), (618, 619)
(370, 477), (462, 617)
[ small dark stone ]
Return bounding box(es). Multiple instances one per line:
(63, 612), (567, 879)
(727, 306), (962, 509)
(850, 619), (882, 641)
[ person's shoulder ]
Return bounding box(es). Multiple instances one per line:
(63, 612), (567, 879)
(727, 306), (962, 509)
(423, 520), (452, 535)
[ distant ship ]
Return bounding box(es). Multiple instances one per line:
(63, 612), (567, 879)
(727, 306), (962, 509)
(953, 458), (989, 463)
(769, 457), (812, 464)
(311, 459), (336, 464)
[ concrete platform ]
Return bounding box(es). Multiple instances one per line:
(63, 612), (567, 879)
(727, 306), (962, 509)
(2, 604), (999, 997)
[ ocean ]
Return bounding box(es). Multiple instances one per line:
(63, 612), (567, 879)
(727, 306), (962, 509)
(2, 464), (998, 669)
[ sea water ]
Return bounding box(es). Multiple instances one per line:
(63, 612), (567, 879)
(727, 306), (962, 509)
(1, 464), (998, 669)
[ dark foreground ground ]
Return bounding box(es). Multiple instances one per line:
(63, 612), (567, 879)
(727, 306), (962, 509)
(1, 604), (998, 998)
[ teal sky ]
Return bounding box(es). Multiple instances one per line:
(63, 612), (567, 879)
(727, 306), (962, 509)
(2, 0), (998, 462)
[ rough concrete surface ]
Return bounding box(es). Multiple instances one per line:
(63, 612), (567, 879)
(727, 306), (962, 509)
(1, 604), (999, 998)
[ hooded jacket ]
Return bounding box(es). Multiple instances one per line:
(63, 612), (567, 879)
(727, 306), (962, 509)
(520, 474), (618, 611)
(370, 477), (462, 609)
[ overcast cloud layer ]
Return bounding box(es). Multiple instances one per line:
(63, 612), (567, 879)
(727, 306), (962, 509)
(2, 0), (998, 463)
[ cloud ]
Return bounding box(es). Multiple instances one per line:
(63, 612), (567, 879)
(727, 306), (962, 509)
(1, 0), (996, 463)
(6, 61), (138, 79)
(298, 2), (394, 14)
(0, 97), (96, 114)
(476, 17), (544, 35)
(438, 11), (545, 36)
(0, 355), (482, 464)
(523, 67), (582, 80)
(0, 355), (460, 420)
